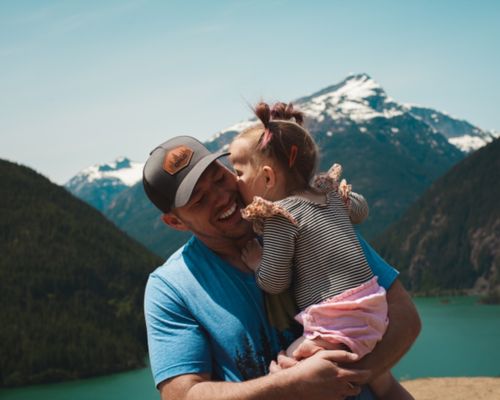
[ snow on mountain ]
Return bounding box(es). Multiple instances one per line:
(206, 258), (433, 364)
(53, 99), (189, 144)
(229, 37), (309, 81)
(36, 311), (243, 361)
(296, 73), (404, 122)
(208, 119), (257, 153)
(211, 73), (495, 153)
(65, 157), (144, 211)
(403, 104), (499, 152)
(68, 157), (143, 188)
(213, 119), (257, 140)
(448, 134), (496, 153)
(213, 74), (404, 138)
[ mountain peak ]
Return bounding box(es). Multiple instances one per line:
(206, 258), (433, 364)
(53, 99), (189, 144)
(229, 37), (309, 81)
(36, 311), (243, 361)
(334, 72), (384, 100)
(97, 157), (132, 172)
(210, 73), (494, 153)
(296, 73), (401, 123)
(343, 72), (375, 85)
(299, 72), (382, 102)
(68, 157), (144, 187)
(64, 157), (144, 211)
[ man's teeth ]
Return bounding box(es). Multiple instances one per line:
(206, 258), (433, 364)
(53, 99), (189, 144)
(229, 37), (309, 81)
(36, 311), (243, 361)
(219, 203), (237, 220)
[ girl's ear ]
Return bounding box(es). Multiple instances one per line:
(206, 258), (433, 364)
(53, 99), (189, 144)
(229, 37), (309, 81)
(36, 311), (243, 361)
(161, 213), (190, 231)
(262, 165), (277, 189)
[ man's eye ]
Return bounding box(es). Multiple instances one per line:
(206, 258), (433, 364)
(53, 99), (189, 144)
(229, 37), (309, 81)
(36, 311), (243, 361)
(194, 195), (205, 206)
(215, 173), (225, 183)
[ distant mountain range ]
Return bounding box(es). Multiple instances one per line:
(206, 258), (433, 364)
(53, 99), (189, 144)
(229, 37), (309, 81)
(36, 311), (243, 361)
(403, 105), (498, 152)
(374, 138), (500, 295)
(0, 159), (161, 387)
(65, 157), (143, 212)
(65, 73), (497, 260)
(65, 74), (497, 214)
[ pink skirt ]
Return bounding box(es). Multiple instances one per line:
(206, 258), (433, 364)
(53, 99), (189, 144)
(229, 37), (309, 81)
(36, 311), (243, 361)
(295, 276), (389, 358)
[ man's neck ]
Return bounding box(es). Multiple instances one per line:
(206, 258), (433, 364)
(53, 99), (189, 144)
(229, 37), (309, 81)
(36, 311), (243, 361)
(197, 232), (255, 274)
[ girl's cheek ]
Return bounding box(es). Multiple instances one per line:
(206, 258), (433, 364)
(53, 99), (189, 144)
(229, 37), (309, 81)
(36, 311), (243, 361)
(237, 180), (252, 204)
(236, 179), (246, 192)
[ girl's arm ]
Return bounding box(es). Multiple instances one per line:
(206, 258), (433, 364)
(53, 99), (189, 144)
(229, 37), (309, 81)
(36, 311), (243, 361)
(254, 215), (298, 294)
(348, 192), (369, 224)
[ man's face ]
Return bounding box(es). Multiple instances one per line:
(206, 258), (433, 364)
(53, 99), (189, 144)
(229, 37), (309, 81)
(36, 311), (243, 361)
(172, 161), (252, 244)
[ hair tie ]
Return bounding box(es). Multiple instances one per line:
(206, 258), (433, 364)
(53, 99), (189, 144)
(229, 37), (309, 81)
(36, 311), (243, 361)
(288, 144), (298, 168)
(259, 128), (273, 149)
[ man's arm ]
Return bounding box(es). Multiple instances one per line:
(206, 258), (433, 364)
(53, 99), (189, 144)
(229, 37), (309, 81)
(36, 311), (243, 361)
(159, 350), (370, 400)
(352, 234), (421, 378)
(347, 280), (421, 379)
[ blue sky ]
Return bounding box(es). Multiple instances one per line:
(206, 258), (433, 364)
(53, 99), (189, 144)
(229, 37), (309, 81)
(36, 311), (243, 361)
(1, 0), (499, 184)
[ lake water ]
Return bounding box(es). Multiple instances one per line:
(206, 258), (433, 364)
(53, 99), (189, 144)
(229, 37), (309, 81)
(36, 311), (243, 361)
(1, 296), (499, 400)
(393, 296), (500, 380)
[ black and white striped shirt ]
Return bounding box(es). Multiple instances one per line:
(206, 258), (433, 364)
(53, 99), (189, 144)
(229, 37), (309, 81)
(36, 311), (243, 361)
(256, 191), (374, 310)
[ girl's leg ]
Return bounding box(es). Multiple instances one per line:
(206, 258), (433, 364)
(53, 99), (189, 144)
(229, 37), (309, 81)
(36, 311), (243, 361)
(286, 336), (348, 360)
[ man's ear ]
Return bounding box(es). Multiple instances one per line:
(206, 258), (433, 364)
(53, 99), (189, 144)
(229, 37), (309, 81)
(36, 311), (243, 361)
(161, 213), (190, 231)
(262, 165), (277, 189)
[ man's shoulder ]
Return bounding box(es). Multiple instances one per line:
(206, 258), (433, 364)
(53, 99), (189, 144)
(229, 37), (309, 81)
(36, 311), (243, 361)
(147, 236), (218, 288)
(154, 245), (188, 274)
(145, 239), (200, 306)
(149, 238), (197, 280)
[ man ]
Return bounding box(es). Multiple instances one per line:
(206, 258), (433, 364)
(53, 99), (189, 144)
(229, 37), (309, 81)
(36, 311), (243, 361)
(143, 136), (421, 400)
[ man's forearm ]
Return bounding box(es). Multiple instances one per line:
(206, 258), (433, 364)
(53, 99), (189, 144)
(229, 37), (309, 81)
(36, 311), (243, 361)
(350, 280), (421, 378)
(181, 371), (293, 400)
(161, 351), (369, 400)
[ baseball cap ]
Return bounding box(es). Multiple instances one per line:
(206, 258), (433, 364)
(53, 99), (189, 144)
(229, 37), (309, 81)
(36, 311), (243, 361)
(143, 136), (229, 213)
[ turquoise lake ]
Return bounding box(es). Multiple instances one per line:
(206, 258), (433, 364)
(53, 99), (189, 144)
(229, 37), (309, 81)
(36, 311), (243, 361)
(1, 296), (499, 400)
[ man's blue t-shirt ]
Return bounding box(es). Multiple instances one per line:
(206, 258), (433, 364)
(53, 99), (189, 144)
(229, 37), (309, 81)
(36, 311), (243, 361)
(144, 234), (398, 397)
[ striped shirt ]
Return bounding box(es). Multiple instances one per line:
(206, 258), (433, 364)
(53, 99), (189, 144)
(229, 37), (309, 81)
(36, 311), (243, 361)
(256, 191), (374, 310)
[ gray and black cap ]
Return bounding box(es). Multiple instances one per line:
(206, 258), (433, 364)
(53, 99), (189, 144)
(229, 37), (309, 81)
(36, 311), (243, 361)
(143, 136), (229, 213)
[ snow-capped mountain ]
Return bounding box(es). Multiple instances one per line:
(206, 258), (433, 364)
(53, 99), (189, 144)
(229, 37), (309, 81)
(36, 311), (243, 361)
(207, 73), (467, 237)
(65, 157), (143, 212)
(296, 73), (404, 122)
(212, 73), (495, 154)
(403, 105), (499, 153)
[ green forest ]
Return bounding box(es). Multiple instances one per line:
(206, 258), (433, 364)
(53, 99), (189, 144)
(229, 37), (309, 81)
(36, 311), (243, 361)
(0, 160), (162, 387)
(374, 138), (500, 296)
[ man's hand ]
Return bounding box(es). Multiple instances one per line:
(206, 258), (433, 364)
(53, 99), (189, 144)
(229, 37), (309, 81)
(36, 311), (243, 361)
(241, 238), (263, 271)
(161, 350), (369, 400)
(269, 349), (360, 373)
(160, 350), (369, 400)
(275, 350), (370, 400)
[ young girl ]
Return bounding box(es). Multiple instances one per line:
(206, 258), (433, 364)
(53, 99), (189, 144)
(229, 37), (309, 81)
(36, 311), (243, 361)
(229, 101), (413, 400)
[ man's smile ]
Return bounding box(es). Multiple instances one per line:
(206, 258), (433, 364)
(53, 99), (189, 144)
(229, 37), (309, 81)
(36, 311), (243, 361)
(218, 202), (238, 221)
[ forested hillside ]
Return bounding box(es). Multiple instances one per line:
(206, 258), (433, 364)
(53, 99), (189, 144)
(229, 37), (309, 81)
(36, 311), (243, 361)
(0, 160), (162, 387)
(374, 139), (500, 295)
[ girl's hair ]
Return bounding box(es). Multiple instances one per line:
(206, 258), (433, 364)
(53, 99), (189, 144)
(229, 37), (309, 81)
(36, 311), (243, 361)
(237, 101), (318, 193)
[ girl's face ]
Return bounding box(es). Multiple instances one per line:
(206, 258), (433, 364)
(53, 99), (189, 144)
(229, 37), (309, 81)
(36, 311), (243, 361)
(229, 138), (268, 205)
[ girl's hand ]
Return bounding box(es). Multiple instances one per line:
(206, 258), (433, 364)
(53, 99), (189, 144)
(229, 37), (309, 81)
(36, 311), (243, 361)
(269, 351), (299, 374)
(241, 238), (263, 271)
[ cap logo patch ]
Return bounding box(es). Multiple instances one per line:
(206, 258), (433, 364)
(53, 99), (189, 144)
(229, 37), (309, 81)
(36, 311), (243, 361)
(163, 145), (194, 175)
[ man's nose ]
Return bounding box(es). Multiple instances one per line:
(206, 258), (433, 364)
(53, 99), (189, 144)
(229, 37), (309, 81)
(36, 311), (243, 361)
(214, 183), (229, 197)
(213, 182), (231, 202)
